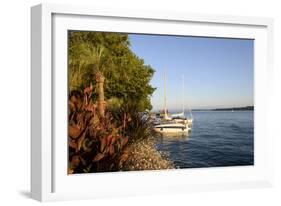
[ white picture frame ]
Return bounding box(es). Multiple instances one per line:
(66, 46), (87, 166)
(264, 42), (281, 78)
(31, 3), (274, 202)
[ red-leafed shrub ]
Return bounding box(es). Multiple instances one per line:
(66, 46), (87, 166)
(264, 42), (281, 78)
(68, 86), (130, 174)
(68, 85), (174, 174)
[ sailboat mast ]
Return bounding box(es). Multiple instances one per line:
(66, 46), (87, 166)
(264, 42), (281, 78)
(164, 71), (167, 117)
(182, 75), (185, 114)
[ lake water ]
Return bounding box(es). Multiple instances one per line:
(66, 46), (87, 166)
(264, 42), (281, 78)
(155, 111), (254, 168)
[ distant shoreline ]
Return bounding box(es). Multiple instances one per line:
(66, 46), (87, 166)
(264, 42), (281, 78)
(192, 106), (254, 111)
(151, 106), (254, 113)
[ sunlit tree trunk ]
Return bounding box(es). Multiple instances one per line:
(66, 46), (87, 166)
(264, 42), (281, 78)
(96, 71), (105, 118)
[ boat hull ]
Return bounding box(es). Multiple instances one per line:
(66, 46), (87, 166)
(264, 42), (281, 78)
(154, 124), (191, 134)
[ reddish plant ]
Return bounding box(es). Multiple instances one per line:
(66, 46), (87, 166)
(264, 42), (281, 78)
(68, 85), (129, 174)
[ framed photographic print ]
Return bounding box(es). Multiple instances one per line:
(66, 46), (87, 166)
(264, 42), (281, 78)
(31, 3), (274, 201)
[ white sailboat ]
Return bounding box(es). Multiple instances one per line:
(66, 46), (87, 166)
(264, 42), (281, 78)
(154, 72), (193, 134)
(154, 122), (191, 133)
(171, 75), (193, 125)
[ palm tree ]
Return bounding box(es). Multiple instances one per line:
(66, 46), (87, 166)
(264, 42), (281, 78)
(95, 70), (105, 118)
(69, 42), (106, 117)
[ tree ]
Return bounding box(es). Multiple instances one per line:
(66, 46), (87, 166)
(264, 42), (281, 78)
(68, 31), (155, 111)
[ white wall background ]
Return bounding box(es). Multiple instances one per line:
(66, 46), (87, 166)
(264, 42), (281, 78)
(0, 0), (280, 205)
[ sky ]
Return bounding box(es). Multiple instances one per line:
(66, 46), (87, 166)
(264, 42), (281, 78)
(129, 34), (254, 111)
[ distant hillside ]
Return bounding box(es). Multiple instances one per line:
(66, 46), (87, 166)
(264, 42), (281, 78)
(213, 106), (254, 111)
(192, 106), (254, 111)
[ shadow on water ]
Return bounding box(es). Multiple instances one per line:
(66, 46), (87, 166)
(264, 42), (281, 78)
(154, 130), (191, 141)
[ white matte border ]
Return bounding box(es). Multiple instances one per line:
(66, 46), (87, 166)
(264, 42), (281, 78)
(31, 3), (274, 201)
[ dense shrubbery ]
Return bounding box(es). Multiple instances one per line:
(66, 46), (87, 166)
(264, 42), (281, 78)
(112, 103), (156, 144)
(68, 86), (129, 173)
(68, 86), (174, 174)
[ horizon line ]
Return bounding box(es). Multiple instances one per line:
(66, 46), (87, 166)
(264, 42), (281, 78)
(151, 105), (254, 112)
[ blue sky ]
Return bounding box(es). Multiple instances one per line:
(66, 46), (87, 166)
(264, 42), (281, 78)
(129, 34), (254, 111)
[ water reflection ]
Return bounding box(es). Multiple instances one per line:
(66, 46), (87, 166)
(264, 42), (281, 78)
(155, 130), (191, 141)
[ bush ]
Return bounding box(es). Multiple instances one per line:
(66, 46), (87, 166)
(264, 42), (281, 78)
(68, 86), (174, 174)
(68, 86), (129, 173)
(112, 103), (156, 144)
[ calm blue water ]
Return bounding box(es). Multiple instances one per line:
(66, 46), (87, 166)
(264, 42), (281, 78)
(155, 111), (254, 168)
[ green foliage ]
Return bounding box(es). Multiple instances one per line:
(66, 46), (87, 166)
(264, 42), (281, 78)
(68, 31), (155, 111)
(112, 103), (156, 144)
(107, 97), (124, 111)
